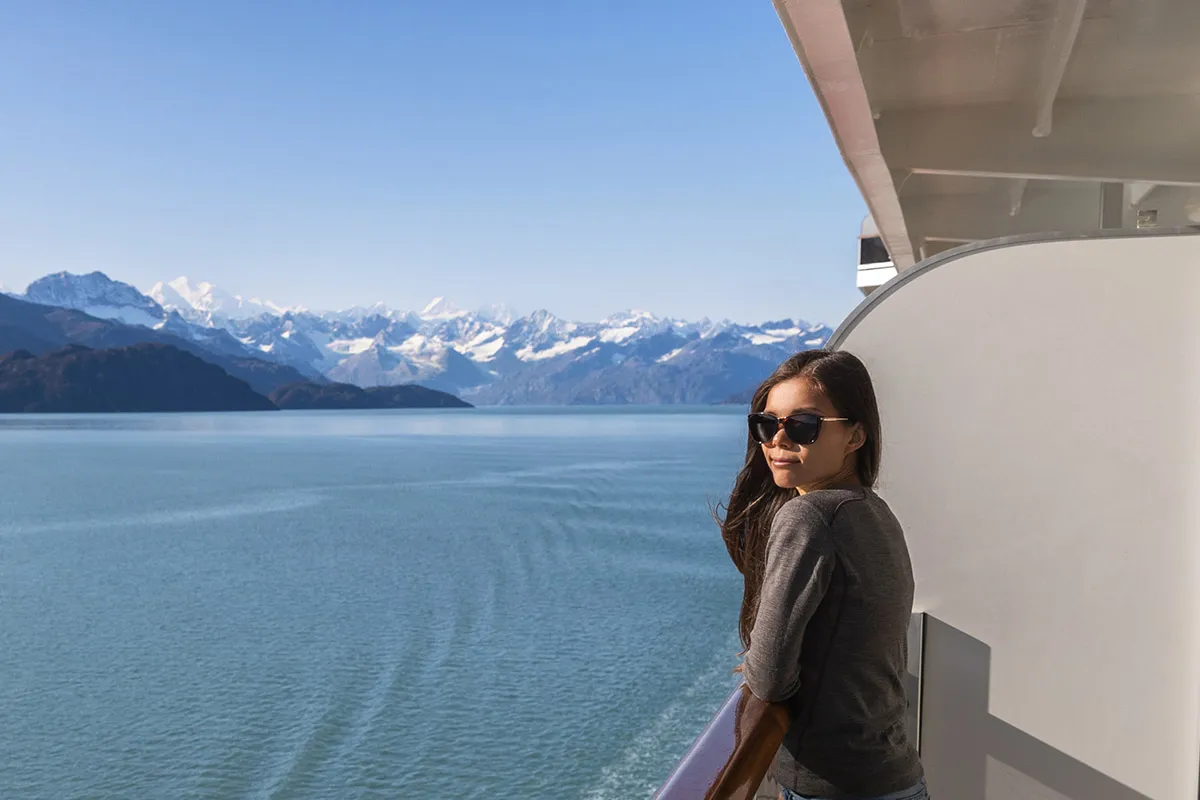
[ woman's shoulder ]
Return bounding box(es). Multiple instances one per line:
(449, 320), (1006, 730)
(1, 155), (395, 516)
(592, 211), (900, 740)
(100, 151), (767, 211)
(767, 497), (840, 558)
(771, 490), (894, 558)
(771, 492), (849, 539)
(780, 486), (871, 526)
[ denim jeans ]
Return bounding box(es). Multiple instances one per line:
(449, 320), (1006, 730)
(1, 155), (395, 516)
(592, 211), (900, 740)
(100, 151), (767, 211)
(780, 777), (930, 800)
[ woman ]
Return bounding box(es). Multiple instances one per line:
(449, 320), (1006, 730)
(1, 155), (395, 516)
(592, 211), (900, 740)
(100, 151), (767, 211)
(719, 350), (927, 800)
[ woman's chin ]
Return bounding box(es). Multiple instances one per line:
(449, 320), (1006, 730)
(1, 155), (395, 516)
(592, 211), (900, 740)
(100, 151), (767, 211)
(770, 470), (804, 490)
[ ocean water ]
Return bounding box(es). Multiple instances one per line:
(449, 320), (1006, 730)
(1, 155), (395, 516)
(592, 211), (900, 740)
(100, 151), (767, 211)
(0, 408), (749, 799)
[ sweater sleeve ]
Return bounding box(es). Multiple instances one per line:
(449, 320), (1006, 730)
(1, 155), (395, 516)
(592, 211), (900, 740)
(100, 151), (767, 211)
(742, 500), (836, 703)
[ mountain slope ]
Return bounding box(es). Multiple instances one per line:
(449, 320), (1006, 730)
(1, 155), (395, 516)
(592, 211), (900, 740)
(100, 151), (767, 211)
(0, 344), (276, 413)
(325, 338), (491, 394)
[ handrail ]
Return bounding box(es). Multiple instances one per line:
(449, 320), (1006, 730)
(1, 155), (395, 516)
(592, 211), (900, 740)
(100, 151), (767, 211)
(654, 682), (789, 800)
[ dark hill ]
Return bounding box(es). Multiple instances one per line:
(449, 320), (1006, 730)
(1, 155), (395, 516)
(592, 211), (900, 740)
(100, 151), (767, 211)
(0, 293), (308, 395)
(718, 385), (756, 406)
(269, 381), (472, 410)
(0, 343), (277, 413)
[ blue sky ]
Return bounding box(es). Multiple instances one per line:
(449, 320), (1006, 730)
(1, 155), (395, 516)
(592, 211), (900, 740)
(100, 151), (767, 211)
(0, 1), (866, 326)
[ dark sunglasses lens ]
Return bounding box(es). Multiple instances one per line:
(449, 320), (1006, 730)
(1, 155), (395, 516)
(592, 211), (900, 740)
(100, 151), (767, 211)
(748, 414), (778, 443)
(783, 415), (822, 445)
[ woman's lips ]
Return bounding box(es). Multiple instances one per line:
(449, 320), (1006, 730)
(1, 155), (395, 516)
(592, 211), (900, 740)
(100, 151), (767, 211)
(771, 458), (800, 467)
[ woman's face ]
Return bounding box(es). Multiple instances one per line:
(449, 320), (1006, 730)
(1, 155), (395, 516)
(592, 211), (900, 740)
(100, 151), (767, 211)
(761, 377), (863, 492)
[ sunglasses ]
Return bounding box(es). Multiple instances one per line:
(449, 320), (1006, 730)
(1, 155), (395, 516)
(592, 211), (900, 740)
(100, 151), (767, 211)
(747, 412), (850, 445)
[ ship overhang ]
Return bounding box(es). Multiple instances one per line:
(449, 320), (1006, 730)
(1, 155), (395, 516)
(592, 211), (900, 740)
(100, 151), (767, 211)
(774, 0), (1200, 269)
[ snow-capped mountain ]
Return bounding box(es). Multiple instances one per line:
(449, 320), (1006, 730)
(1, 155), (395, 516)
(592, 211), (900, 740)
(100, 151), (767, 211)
(149, 277), (292, 325)
(13, 270), (832, 403)
(477, 303), (517, 326)
(23, 271), (167, 328)
(419, 296), (466, 321)
(326, 336), (491, 391)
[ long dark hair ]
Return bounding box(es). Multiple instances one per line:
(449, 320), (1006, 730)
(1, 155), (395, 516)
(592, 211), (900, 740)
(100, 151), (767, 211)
(716, 349), (882, 651)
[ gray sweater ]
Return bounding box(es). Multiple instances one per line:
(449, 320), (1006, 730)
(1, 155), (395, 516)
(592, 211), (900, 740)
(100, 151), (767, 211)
(742, 487), (923, 797)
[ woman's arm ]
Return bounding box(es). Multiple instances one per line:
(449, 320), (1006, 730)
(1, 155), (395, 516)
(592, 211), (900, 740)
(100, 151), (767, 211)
(742, 501), (835, 703)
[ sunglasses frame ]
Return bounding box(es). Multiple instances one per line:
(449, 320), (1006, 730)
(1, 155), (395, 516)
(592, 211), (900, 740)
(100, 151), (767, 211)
(747, 412), (851, 446)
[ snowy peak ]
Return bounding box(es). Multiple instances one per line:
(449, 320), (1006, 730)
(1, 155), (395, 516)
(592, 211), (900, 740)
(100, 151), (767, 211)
(525, 309), (564, 332)
(602, 309), (659, 326)
(325, 302), (394, 321)
(147, 279), (191, 312)
(476, 303), (517, 325)
(739, 317), (828, 347)
(149, 276), (290, 323)
(597, 309), (671, 343)
(419, 296), (467, 320)
(24, 271), (165, 328)
(699, 319), (735, 339)
(150, 277), (219, 311)
(26, 271), (161, 313)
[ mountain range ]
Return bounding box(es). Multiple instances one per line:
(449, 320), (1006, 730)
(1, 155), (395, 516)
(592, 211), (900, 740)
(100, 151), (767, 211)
(4, 271), (832, 404)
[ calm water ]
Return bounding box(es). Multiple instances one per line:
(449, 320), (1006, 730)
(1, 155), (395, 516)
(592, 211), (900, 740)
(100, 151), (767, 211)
(0, 408), (748, 799)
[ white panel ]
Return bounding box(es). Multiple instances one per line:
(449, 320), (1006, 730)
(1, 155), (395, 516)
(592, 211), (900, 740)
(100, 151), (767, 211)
(834, 231), (1200, 800)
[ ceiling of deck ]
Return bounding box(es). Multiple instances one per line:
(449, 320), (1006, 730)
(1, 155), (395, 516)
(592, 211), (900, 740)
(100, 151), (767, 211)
(775, 0), (1200, 267)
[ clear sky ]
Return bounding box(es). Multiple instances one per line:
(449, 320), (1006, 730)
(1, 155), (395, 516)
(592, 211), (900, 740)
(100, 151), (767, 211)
(0, 1), (867, 326)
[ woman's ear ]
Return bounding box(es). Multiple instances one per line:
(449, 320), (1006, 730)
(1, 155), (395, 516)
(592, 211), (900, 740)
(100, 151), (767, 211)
(846, 423), (866, 454)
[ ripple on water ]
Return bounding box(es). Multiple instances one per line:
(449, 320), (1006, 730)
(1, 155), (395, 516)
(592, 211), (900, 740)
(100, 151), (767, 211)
(0, 489), (325, 538)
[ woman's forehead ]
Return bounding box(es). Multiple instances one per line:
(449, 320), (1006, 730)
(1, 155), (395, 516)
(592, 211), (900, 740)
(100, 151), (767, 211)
(765, 377), (833, 414)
